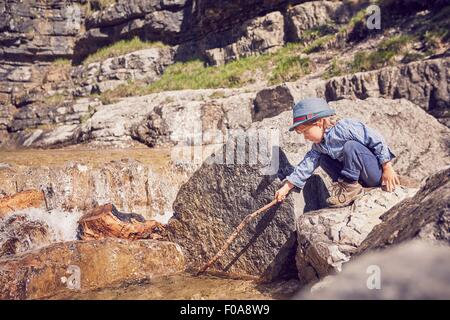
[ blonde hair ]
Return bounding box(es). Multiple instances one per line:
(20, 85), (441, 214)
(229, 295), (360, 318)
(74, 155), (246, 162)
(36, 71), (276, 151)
(314, 115), (342, 129)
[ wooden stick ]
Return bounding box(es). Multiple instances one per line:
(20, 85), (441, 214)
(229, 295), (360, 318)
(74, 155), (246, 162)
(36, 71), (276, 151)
(196, 198), (278, 276)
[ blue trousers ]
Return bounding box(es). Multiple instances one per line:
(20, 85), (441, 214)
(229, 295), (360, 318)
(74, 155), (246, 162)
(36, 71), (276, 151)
(319, 141), (383, 187)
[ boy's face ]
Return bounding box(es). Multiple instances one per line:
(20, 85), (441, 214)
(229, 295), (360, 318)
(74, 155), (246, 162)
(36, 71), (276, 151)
(294, 120), (324, 143)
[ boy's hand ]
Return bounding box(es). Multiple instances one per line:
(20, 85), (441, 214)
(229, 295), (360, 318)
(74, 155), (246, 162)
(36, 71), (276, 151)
(381, 161), (400, 192)
(275, 181), (295, 202)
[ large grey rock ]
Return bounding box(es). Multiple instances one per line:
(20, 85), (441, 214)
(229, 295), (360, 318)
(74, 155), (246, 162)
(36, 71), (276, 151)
(295, 240), (450, 299)
(295, 166), (449, 287)
(166, 135), (329, 281)
(295, 186), (418, 285)
(252, 80), (325, 122)
(131, 91), (255, 147)
(358, 166), (450, 251)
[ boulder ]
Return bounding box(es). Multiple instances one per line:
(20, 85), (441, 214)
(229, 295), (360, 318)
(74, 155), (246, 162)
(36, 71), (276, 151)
(357, 166), (450, 251)
(78, 203), (166, 240)
(0, 238), (185, 299)
(295, 240), (450, 299)
(166, 134), (329, 281)
(295, 186), (418, 285)
(131, 91), (255, 147)
(295, 166), (449, 287)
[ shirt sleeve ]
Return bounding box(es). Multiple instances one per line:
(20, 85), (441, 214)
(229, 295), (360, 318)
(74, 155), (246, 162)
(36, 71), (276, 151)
(286, 148), (321, 189)
(346, 120), (396, 165)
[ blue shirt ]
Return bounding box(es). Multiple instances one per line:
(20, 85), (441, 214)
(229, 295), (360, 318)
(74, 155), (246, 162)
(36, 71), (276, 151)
(286, 118), (395, 188)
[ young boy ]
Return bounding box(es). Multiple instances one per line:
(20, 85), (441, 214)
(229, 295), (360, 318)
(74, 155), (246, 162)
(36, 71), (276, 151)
(275, 97), (400, 207)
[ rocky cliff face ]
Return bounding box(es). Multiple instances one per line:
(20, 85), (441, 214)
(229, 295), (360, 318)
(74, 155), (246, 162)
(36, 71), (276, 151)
(1, 0), (449, 148)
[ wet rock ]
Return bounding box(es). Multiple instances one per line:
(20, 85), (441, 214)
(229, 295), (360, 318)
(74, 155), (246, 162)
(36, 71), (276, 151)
(78, 203), (166, 240)
(166, 134), (329, 281)
(0, 159), (192, 223)
(325, 57), (450, 126)
(0, 238), (185, 299)
(295, 240), (450, 299)
(0, 189), (46, 218)
(357, 166), (450, 251)
(0, 207), (82, 259)
(0, 216), (51, 258)
(295, 186), (418, 285)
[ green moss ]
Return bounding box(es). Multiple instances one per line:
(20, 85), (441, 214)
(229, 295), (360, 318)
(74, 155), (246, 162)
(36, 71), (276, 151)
(303, 35), (335, 54)
(43, 94), (67, 106)
(209, 91), (226, 99)
(401, 52), (426, 63)
(269, 56), (312, 84)
(301, 23), (337, 42)
(322, 58), (344, 79)
(52, 58), (71, 66)
(349, 34), (414, 72)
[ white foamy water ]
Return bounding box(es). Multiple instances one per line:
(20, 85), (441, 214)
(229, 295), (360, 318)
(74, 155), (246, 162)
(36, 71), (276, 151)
(0, 207), (83, 244)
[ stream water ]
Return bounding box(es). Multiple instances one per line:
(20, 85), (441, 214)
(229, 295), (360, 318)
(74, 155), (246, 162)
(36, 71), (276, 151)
(50, 273), (301, 300)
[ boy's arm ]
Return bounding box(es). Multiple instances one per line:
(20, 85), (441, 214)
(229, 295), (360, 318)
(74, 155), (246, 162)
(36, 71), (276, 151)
(286, 148), (322, 189)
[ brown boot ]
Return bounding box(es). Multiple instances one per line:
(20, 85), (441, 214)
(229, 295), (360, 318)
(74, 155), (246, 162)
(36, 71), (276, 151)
(326, 178), (364, 208)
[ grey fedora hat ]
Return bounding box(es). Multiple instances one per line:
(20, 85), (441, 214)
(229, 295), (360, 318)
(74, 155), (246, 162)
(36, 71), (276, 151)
(288, 97), (336, 131)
